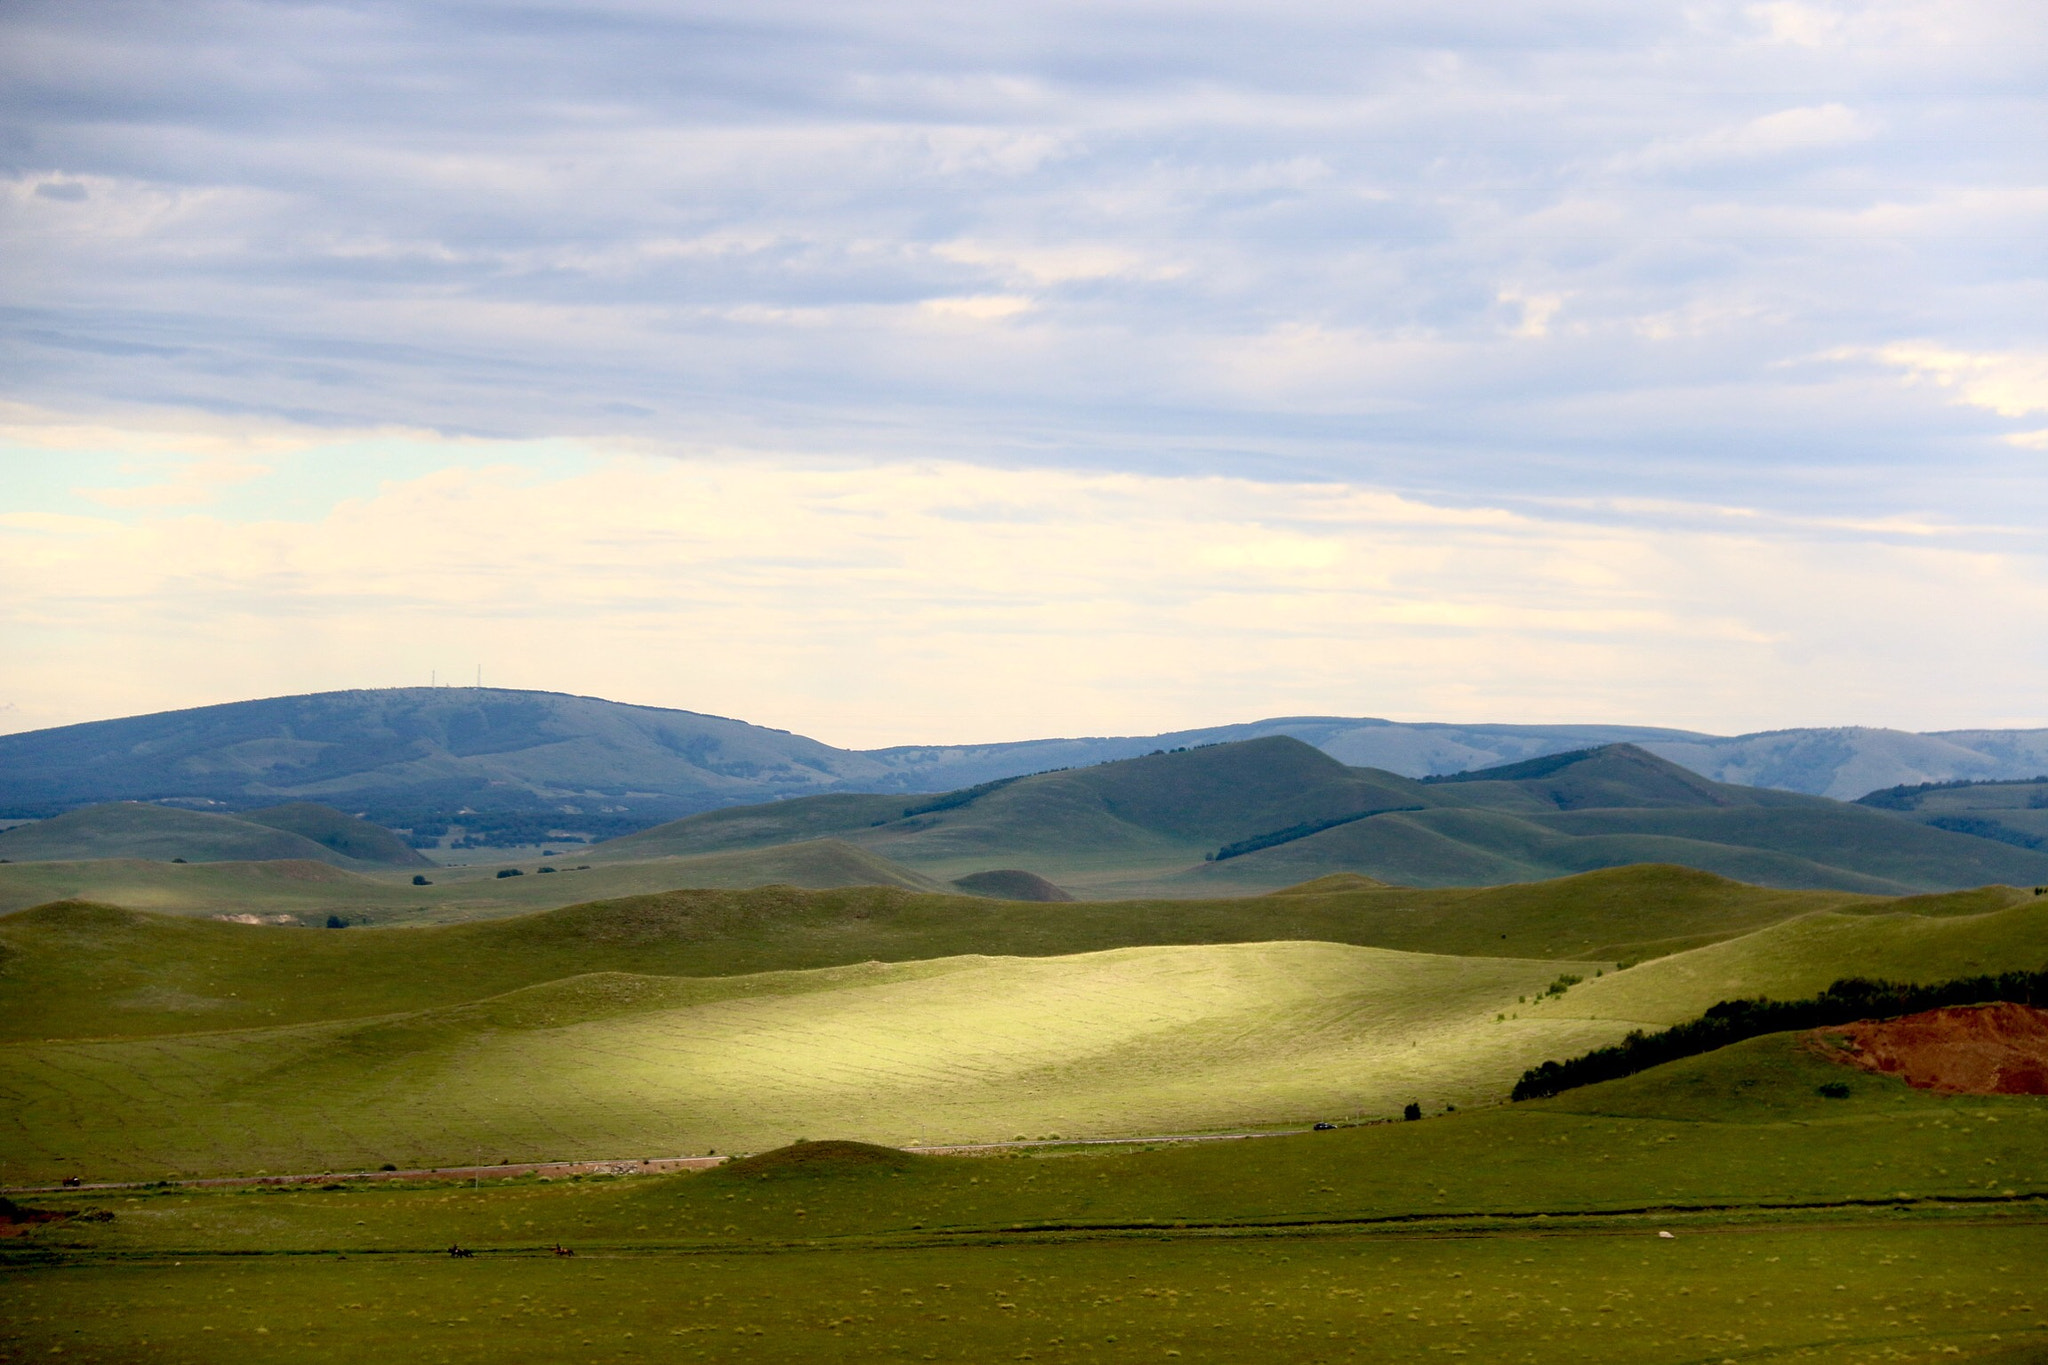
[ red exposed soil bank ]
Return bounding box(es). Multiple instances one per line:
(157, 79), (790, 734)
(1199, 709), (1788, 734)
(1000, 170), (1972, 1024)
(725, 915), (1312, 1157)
(1820, 1002), (2048, 1095)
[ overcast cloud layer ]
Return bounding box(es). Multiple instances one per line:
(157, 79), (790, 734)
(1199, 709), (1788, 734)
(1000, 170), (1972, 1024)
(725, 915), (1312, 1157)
(2, 1), (2045, 741)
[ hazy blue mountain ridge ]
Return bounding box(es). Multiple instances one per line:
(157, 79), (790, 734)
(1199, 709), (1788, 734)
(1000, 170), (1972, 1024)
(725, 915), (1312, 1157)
(3, 690), (2046, 842)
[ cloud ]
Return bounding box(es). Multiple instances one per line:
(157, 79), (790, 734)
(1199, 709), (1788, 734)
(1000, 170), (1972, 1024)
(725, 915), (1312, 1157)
(1612, 103), (1875, 172)
(1498, 289), (1567, 340)
(0, 0), (2038, 531)
(2, 437), (2045, 743)
(1845, 344), (2048, 420)
(1, 2), (2044, 740)
(73, 457), (274, 508)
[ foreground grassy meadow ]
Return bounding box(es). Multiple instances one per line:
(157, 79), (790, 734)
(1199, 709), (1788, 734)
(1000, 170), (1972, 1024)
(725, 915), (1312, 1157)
(5, 862), (2047, 1362)
(3, 875), (2045, 1182)
(6, 1038), (2046, 1364)
(3, 941), (1614, 1181)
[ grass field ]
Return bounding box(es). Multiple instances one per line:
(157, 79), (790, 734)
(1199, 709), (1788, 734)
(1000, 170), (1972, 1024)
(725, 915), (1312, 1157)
(7, 888), (2047, 1183)
(0, 865), (1914, 1044)
(0, 941), (1618, 1182)
(5, 1036), (2046, 1364)
(1536, 895), (2048, 1027)
(0, 839), (948, 923)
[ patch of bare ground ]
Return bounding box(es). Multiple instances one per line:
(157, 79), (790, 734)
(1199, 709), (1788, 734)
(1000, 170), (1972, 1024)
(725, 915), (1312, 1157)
(1818, 1001), (2048, 1095)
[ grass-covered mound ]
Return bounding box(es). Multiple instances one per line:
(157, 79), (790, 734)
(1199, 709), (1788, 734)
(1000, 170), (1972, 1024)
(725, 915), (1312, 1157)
(716, 1140), (923, 1179)
(1264, 871), (1390, 895)
(948, 869), (1074, 901)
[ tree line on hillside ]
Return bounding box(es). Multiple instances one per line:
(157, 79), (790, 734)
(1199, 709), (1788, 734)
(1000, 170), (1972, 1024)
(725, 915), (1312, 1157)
(1510, 968), (2048, 1102)
(1207, 805), (1423, 862)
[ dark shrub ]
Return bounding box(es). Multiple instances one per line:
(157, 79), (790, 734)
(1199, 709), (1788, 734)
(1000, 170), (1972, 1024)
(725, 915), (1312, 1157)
(1817, 1081), (1852, 1099)
(325, 915), (347, 929)
(412, 874), (431, 886)
(1403, 1102), (1422, 1121)
(496, 868), (523, 878)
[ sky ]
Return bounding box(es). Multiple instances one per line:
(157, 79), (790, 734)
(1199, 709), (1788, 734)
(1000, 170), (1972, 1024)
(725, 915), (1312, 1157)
(2, 0), (2045, 746)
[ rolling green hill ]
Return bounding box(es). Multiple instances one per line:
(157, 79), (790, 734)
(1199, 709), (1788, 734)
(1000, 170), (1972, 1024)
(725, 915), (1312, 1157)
(0, 801), (428, 870)
(1526, 893), (2048, 1029)
(1859, 774), (2048, 852)
(0, 865), (1883, 1042)
(239, 801), (433, 866)
(6, 885), (2047, 1182)
(0, 838), (946, 924)
(591, 737), (1430, 877)
(589, 739), (2048, 895)
(0, 941), (1607, 1181)
(0, 803), (367, 868)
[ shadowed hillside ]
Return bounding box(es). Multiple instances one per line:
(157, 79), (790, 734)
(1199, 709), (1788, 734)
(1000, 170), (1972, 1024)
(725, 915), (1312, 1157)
(1858, 775), (2048, 852)
(0, 803), (368, 868)
(240, 802), (433, 867)
(592, 740), (2048, 895)
(1198, 745), (2048, 894)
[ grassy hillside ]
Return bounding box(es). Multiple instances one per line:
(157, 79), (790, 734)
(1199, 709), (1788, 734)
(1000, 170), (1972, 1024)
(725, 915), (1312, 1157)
(595, 736), (1430, 873)
(588, 739), (2048, 896)
(7, 1030), (2046, 1365)
(1860, 775), (2048, 852)
(1207, 803), (2036, 896)
(0, 857), (423, 921)
(0, 942), (1610, 1181)
(562, 838), (949, 895)
(5, 878), (2046, 1182)
(0, 802), (361, 867)
(0, 839), (945, 923)
(1526, 894), (2048, 1031)
(950, 869), (1074, 901)
(0, 866), (1884, 1042)
(241, 801), (432, 866)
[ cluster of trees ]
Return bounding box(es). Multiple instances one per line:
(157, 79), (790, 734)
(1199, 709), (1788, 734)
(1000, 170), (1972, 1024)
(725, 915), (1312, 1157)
(1510, 968), (2048, 1102)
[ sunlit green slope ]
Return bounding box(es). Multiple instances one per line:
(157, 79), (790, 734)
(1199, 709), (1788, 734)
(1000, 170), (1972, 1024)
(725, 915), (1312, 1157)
(0, 865), (1886, 1042)
(1525, 893), (2048, 1029)
(0, 942), (1604, 1181)
(7, 886), (2047, 1183)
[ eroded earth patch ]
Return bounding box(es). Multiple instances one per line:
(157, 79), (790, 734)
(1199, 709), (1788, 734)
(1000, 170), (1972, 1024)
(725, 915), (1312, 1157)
(1820, 1001), (2048, 1095)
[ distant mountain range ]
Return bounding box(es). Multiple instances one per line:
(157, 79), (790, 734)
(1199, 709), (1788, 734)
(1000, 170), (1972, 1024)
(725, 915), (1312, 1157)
(595, 737), (2048, 896)
(1, 688), (2045, 841)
